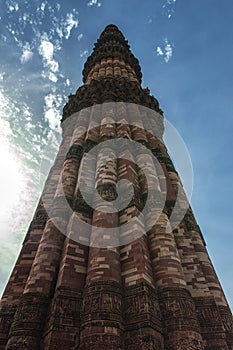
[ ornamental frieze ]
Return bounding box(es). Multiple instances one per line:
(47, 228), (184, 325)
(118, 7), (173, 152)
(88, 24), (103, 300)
(161, 297), (196, 320)
(169, 338), (206, 350)
(81, 292), (121, 314)
(124, 292), (161, 319)
(197, 306), (222, 325)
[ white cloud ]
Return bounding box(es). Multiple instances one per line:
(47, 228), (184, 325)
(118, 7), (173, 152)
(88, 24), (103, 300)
(0, 73), (5, 81)
(44, 94), (63, 130)
(6, 3), (79, 91)
(41, 2), (46, 11)
(9, 3), (19, 12)
(44, 108), (58, 130)
(39, 39), (54, 61)
(78, 33), (83, 41)
(54, 11), (79, 40)
(87, 0), (101, 7)
(80, 50), (88, 58)
(162, 0), (176, 18)
(88, 0), (97, 5)
(64, 13), (79, 39)
(163, 0), (176, 7)
(167, 8), (175, 18)
(48, 72), (58, 82)
(56, 27), (63, 39)
(22, 13), (28, 22)
(39, 38), (59, 81)
(164, 42), (173, 62)
(20, 50), (33, 64)
(156, 47), (163, 56)
(156, 38), (173, 63)
(49, 60), (59, 73)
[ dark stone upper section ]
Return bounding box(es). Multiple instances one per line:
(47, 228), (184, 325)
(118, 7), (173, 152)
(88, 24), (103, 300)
(62, 79), (162, 122)
(82, 24), (142, 84)
(62, 24), (162, 122)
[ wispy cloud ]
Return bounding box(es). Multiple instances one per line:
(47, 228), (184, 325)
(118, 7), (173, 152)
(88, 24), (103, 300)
(157, 46), (163, 56)
(162, 0), (177, 19)
(87, 0), (102, 7)
(0, 0), (82, 299)
(64, 13), (79, 39)
(39, 35), (59, 82)
(41, 2), (46, 12)
(8, 2), (19, 12)
(156, 38), (173, 63)
(20, 50), (33, 64)
(80, 49), (88, 58)
(5, 1), (80, 90)
(78, 33), (83, 41)
(39, 39), (54, 62)
(44, 93), (63, 130)
(54, 10), (79, 40)
(164, 42), (173, 62)
(20, 42), (33, 64)
(164, 0), (176, 4)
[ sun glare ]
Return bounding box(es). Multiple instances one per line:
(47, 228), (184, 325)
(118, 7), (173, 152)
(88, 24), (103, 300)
(0, 138), (26, 241)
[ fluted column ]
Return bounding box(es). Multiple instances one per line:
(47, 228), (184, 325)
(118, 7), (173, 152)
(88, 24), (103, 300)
(147, 211), (204, 349)
(116, 114), (163, 348)
(42, 114), (90, 349)
(77, 116), (123, 349)
(180, 211), (231, 350)
(79, 211), (123, 349)
(0, 201), (46, 350)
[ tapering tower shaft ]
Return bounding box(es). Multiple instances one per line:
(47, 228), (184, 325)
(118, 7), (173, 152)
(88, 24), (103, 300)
(0, 24), (232, 350)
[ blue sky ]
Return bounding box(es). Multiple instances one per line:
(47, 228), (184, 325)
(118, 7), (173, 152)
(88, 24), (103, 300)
(0, 0), (233, 310)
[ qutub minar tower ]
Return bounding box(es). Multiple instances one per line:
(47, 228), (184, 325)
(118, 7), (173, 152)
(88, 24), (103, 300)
(0, 25), (232, 350)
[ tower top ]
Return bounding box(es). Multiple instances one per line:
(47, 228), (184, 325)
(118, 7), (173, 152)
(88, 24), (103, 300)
(82, 24), (142, 83)
(62, 24), (161, 122)
(101, 24), (121, 32)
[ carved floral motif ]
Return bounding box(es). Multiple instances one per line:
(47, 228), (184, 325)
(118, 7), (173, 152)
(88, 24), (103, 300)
(172, 338), (206, 350)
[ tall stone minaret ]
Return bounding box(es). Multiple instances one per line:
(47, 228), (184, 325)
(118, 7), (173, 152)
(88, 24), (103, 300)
(0, 24), (232, 350)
